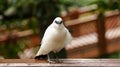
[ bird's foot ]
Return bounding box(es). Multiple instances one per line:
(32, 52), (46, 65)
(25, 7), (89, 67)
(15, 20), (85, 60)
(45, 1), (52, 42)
(48, 59), (56, 64)
(48, 59), (62, 63)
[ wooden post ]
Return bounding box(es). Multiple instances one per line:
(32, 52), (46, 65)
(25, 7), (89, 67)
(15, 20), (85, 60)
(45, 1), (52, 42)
(96, 12), (107, 55)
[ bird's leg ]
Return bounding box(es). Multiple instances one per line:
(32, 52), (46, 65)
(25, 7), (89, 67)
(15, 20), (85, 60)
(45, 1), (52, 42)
(47, 54), (50, 62)
(47, 52), (56, 63)
(48, 54), (55, 63)
(55, 53), (59, 62)
(55, 52), (62, 63)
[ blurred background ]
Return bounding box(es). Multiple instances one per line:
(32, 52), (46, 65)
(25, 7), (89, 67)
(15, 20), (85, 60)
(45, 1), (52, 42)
(0, 0), (120, 59)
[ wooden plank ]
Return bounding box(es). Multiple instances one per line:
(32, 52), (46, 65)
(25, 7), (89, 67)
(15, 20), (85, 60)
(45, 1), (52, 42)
(65, 10), (119, 26)
(0, 59), (46, 63)
(0, 59), (120, 66)
(66, 40), (120, 58)
(66, 10), (120, 37)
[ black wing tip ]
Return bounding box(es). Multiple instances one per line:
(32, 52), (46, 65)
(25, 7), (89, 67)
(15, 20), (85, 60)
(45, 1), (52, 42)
(34, 55), (47, 60)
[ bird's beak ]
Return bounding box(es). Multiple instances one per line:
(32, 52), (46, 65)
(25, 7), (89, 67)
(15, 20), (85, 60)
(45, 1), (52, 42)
(59, 21), (62, 24)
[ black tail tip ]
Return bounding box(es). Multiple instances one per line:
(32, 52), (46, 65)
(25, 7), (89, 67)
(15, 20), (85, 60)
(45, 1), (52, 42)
(35, 56), (40, 59)
(34, 55), (47, 60)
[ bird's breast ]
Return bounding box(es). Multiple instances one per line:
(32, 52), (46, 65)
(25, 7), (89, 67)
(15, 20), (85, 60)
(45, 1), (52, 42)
(52, 29), (66, 42)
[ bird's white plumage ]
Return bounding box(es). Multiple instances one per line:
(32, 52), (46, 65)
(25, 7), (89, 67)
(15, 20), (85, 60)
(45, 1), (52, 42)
(36, 17), (72, 56)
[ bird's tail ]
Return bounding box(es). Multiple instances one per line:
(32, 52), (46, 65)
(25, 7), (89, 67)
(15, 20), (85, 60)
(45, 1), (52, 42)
(35, 55), (47, 60)
(35, 48), (47, 59)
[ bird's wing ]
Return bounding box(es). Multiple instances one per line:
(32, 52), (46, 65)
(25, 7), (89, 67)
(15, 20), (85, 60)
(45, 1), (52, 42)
(36, 26), (57, 55)
(65, 28), (72, 45)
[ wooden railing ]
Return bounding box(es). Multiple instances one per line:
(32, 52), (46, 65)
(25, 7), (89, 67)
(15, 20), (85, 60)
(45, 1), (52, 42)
(65, 9), (120, 58)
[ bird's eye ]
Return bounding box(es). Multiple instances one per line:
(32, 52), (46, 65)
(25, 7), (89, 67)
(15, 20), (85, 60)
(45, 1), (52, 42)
(55, 20), (62, 24)
(55, 21), (58, 24)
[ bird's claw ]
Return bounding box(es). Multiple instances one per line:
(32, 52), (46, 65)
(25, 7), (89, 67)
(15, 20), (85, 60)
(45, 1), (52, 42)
(48, 59), (62, 64)
(57, 59), (63, 63)
(48, 59), (56, 64)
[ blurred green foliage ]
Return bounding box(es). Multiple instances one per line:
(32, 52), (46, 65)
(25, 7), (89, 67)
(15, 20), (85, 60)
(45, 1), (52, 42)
(0, 0), (75, 36)
(0, 39), (28, 58)
(89, 0), (120, 12)
(0, 0), (75, 58)
(99, 51), (120, 59)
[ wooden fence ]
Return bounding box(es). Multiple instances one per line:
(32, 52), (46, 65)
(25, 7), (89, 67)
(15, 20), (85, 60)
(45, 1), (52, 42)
(65, 10), (120, 58)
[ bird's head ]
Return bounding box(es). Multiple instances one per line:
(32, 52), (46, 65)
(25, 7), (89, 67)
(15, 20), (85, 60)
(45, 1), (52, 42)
(54, 17), (63, 24)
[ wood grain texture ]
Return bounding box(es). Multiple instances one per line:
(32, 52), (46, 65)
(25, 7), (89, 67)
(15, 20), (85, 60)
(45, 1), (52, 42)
(0, 59), (120, 67)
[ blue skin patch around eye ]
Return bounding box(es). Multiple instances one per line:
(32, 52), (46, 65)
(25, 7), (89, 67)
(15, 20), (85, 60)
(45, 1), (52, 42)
(55, 21), (62, 24)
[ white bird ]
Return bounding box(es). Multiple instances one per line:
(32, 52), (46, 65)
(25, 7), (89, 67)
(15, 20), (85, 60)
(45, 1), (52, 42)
(35, 17), (72, 63)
